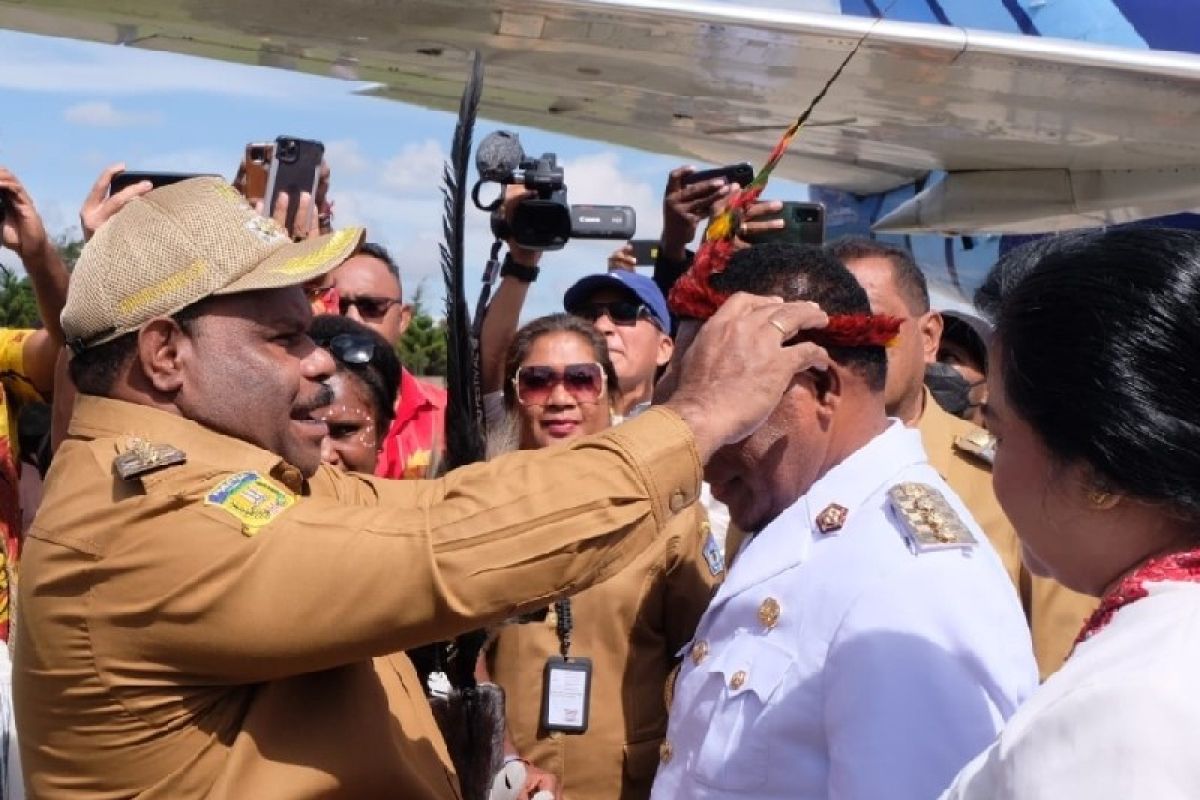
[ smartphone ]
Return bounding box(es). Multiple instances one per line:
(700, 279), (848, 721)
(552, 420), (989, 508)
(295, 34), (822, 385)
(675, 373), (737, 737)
(240, 142), (274, 203)
(629, 239), (659, 266)
(264, 136), (325, 235)
(108, 171), (216, 195)
(741, 201), (826, 246)
(681, 162), (755, 188)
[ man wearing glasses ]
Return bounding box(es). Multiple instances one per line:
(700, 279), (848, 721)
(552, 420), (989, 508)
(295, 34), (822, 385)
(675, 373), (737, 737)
(563, 270), (673, 420)
(308, 242), (447, 479)
(479, 263), (674, 426)
(17, 177), (832, 799)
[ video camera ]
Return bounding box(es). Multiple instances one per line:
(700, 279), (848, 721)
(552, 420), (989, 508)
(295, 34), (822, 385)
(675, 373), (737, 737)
(473, 130), (636, 251)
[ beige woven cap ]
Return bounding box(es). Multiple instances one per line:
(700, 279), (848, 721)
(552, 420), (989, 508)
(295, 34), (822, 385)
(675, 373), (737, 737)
(62, 177), (364, 350)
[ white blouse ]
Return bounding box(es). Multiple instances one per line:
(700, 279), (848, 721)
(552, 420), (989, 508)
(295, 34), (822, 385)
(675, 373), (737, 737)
(941, 580), (1200, 800)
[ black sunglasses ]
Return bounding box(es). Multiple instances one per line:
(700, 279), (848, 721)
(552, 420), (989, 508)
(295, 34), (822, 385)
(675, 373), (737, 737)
(306, 287), (400, 321)
(339, 294), (401, 321)
(572, 300), (652, 328)
(322, 333), (379, 367)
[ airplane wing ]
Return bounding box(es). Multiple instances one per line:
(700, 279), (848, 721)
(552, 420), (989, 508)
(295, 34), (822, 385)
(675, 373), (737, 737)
(4, 0), (1200, 234)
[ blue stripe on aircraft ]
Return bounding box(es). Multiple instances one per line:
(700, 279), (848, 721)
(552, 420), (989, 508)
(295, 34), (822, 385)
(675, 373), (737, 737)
(1111, 0), (1196, 53)
(1000, 0), (1040, 35)
(923, 0), (953, 26)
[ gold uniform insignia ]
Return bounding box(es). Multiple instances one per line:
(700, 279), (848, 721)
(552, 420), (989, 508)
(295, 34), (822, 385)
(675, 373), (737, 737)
(888, 482), (977, 553)
(815, 503), (848, 534)
(953, 428), (996, 466)
(758, 597), (781, 630)
(113, 438), (186, 479)
(205, 471), (295, 535)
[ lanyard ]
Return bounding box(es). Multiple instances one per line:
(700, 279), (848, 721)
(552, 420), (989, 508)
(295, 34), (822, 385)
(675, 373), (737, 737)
(554, 598), (573, 659)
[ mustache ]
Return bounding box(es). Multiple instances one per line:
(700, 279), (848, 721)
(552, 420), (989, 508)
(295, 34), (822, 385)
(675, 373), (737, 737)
(295, 383), (335, 415)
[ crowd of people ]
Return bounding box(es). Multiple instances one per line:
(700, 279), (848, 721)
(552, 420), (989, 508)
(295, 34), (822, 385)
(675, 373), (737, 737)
(0, 148), (1197, 800)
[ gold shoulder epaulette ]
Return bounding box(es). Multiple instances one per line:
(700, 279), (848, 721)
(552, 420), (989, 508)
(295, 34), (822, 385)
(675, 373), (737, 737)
(113, 438), (186, 480)
(888, 482), (977, 554)
(953, 427), (996, 467)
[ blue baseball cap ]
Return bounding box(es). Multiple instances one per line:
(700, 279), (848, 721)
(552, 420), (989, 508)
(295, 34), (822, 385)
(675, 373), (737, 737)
(563, 271), (670, 331)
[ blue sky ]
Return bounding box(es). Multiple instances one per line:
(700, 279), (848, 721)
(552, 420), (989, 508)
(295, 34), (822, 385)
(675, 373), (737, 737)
(0, 29), (806, 319)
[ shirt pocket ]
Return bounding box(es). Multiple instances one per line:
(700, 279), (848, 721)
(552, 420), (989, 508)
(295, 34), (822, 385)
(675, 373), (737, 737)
(690, 634), (794, 792)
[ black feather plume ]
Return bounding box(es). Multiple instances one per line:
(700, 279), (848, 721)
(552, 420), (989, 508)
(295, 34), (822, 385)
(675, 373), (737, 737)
(442, 50), (486, 472)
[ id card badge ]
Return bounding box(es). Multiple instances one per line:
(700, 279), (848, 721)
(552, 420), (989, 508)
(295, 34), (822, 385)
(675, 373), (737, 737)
(540, 656), (592, 734)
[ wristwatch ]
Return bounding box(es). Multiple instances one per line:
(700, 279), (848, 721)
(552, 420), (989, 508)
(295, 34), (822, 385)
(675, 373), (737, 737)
(500, 253), (540, 283)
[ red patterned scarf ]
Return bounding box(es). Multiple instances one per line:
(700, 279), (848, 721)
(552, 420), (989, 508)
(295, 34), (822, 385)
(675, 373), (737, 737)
(1076, 547), (1200, 646)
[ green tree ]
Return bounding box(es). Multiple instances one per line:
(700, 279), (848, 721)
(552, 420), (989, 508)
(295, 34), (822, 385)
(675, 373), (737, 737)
(0, 266), (38, 328)
(396, 283), (447, 377)
(54, 231), (85, 270)
(0, 232), (85, 328)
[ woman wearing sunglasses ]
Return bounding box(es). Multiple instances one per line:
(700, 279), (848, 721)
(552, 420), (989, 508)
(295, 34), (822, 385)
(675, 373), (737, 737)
(482, 313), (720, 800)
(939, 229), (1200, 799)
(308, 315), (400, 475)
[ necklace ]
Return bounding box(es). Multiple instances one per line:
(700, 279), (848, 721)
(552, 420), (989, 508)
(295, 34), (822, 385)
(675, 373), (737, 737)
(1075, 547), (1200, 646)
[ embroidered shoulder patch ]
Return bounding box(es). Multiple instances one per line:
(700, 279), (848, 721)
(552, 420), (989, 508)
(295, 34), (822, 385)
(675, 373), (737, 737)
(205, 471), (295, 535)
(703, 530), (725, 577)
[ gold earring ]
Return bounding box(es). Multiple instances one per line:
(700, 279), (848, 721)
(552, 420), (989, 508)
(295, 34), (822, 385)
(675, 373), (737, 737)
(1088, 490), (1119, 510)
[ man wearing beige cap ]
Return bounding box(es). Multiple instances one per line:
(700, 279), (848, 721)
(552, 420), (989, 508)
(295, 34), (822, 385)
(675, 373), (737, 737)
(14, 178), (832, 799)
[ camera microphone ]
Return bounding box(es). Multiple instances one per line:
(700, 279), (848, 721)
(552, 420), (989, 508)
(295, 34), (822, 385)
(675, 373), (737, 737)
(476, 130), (524, 183)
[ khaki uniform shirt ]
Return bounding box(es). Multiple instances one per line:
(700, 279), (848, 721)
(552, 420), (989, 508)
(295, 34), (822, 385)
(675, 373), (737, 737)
(488, 505), (720, 800)
(917, 389), (1096, 678)
(15, 396), (702, 799)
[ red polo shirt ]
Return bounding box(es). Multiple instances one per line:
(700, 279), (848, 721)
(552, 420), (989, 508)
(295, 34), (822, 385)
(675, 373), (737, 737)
(374, 368), (447, 480)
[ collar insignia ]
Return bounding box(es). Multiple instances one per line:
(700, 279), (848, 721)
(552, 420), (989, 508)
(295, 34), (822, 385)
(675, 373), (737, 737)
(815, 503), (848, 534)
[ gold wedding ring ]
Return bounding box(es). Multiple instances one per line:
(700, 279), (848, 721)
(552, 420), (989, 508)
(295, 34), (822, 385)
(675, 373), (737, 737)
(769, 318), (789, 338)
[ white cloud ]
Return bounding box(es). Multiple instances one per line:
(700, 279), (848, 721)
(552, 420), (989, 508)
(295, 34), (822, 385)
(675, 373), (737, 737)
(381, 140), (447, 193)
(139, 148), (235, 175)
(325, 140), (370, 175)
(63, 100), (162, 128)
(560, 152), (662, 242)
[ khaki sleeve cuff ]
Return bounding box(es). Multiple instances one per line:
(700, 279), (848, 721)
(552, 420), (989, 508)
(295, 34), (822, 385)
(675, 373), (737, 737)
(596, 406), (702, 531)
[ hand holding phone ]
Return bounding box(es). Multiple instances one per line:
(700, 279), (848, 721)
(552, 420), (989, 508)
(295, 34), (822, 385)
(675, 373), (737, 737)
(265, 136), (325, 238)
(108, 171), (215, 195)
(80, 164), (153, 242)
(628, 239), (660, 266)
(680, 162), (755, 189)
(740, 201), (826, 246)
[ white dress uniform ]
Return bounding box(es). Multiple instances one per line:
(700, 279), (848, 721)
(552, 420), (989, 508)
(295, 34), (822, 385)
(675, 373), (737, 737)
(650, 423), (1037, 800)
(940, 580), (1200, 800)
